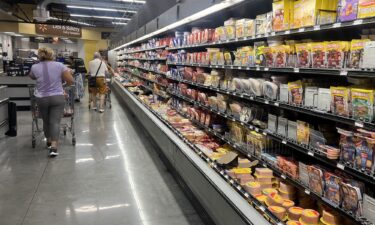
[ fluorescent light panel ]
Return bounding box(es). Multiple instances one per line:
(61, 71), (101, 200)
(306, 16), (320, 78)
(50, 17), (94, 26)
(114, 0), (146, 4)
(112, 22), (127, 25)
(70, 14), (131, 21)
(67, 5), (137, 13)
(113, 0), (245, 50)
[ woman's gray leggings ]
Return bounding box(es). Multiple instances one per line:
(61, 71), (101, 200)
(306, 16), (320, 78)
(36, 95), (65, 140)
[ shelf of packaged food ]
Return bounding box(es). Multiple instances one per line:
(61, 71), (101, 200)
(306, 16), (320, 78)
(137, 103), (283, 225)
(166, 89), (375, 188)
(122, 45), (167, 54)
(123, 65), (375, 130)
(126, 64), (168, 76)
(113, 79), (273, 225)
(138, 84), (169, 99)
(128, 71), (168, 88)
(166, 18), (375, 51)
(121, 57), (167, 61)
(164, 75), (375, 131)
(166, 62), (375, 78)
(171, 105), (370, 225)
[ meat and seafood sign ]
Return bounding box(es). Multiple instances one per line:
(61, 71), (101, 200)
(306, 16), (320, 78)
(35, 24), (82, 38)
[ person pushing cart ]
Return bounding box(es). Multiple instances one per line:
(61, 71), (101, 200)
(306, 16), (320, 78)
(28, 47), (74, 157)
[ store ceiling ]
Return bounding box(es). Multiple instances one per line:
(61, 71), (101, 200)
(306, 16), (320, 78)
(0, 0), (146, 28)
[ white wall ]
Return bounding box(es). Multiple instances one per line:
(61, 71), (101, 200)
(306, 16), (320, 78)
(0, 34), (13, 60)
(77, 39), (85, 60)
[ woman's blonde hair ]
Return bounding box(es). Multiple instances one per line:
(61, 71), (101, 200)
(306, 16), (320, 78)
(38, 47), (54, 61)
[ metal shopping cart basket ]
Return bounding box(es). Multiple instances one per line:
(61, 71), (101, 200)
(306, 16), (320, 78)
(29, 85), (76, 148)
(105, 77), (112, 109)
(88, 77), (112, 110)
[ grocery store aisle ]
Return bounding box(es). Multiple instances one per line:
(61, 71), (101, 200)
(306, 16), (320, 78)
(0, 94), (205, 225)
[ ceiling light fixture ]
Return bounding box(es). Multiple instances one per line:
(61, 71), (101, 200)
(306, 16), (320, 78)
(50, 17), (94, 26)
(112, 22), (127, 25)
(113, 0), (146, 4)
(113, 0), (245, 50)
(70, 14), (131, 21)
(67, 5), (137, 13)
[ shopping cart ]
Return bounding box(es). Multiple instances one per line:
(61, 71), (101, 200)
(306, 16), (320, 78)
(29, 85), (76, 148)
(104, 77), (112, 109)
(73, 73), (85, 102)
(88, 77), (112, 110)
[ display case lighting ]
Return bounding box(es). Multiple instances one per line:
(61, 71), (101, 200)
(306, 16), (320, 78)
(114, 0), (146, 4)
(70, 14), (131, 21)
(113, 0), (245, 50)
(67, 5), (137, 13)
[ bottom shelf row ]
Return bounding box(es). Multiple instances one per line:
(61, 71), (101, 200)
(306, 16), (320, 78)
(115, 76), (374, 225)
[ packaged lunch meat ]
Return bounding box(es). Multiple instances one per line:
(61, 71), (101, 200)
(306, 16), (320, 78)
(262, 47), (274, 67)
(240, 107), (253, 123)
(348, 39), (370, 69)
(272, 0), (294, 31)
(273, 45), (291, 68)
(245, 20), (256, 37)
(326, 41), (349, 69)
(235, 19), (247, 38)
(353, 134), (375, 173)
(341, 182), (363, 217)
(268, 114), (278, 133)
(338, 0), (359, 22)
(279, 84), (289, 102)
(323, 172), (342, 207)
(308, 165), (324, 196)
(330, 87), (350, 117)
(351, 88), (374, 122)
(208, 96), (218, 110)
(254, 42), (267, 66)
(249, 78), (265, 96)
(240, 46), (255, 67)
(337, 127), (357, 167)
(224, 51), (234, 65)
(358, 0), (375, 19)
(224, 18), (236, 40)
(311, 42), (327, 68)
(288, 80), (303, 105)
(317, 11), (337, 25)
(297, 120), (310, 145)
(256, 13), (268, 35)
(263, 81), (279, 100)
(296, 43), (311, 68)
(293, 0), (303, 28)
(230, 102), (242, 119)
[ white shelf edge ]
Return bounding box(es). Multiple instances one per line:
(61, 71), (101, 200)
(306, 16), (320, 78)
(114, 80), (270, 225)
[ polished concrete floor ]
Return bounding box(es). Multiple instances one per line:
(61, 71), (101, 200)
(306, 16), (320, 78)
(0, 94), (205, 225)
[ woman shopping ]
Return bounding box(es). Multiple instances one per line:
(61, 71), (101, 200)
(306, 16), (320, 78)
(29, 47), (74, 157)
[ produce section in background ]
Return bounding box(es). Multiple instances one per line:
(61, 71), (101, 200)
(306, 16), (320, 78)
(114, 0), (375, 225)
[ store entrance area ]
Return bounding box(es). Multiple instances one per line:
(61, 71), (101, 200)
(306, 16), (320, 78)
(0, 94), (204, 225)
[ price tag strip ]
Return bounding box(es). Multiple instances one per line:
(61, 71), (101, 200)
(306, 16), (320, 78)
(337, 163), (345, 170)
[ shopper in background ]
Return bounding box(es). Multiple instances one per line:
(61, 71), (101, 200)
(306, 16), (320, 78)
(88, 52), (108, 113)
(29, 47), (74, 157)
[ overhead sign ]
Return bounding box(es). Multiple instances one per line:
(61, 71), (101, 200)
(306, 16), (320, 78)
(35, 24), (82, 38)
